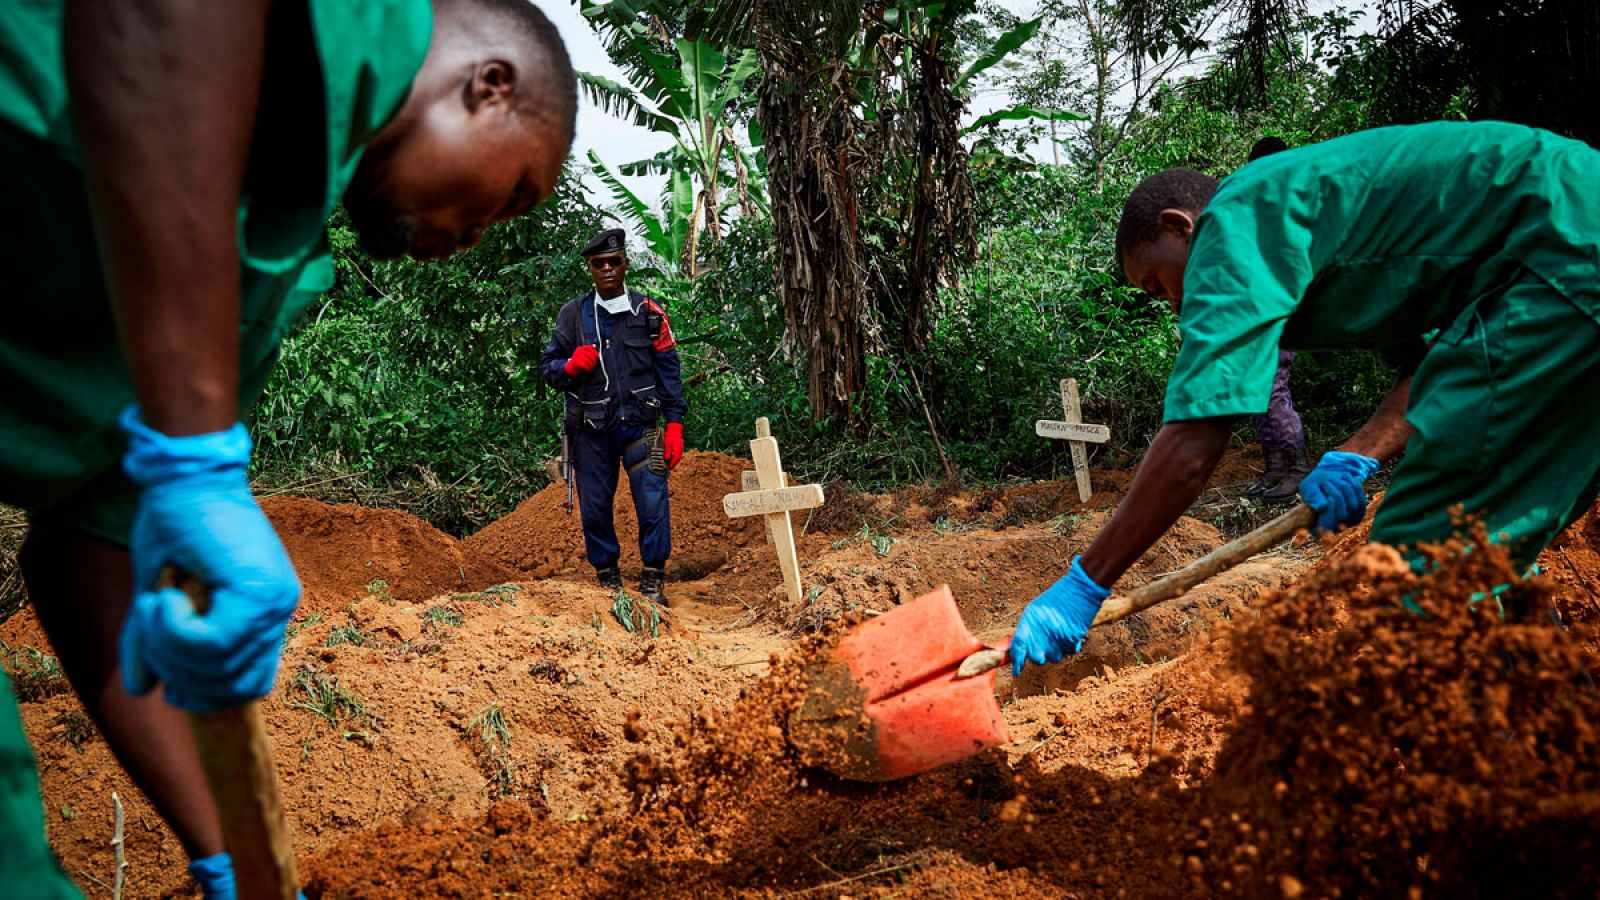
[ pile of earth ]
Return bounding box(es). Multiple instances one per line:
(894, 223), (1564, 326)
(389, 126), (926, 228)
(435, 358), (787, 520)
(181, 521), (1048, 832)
(303, 508), (1600, 898)
(12, 569), (750, 898)
(262, 496), (517, 617)
(464, 450), (766, 582)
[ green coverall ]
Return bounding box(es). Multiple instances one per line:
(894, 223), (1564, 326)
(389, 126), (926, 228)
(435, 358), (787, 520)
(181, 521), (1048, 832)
(1163, 121), (1600, 568)
(0, 2), (432, 891)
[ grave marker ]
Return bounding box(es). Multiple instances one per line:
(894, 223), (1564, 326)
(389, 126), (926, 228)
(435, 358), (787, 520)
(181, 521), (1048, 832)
(724, 418), (825, 604)
(1035, 378), (1108, 503)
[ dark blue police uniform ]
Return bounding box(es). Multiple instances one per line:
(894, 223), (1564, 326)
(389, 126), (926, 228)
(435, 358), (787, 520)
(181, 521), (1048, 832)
(540, 284), (685, 576)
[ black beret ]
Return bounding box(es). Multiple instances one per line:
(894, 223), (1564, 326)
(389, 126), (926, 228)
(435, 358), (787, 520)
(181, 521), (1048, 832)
(581, 228), (627, 257)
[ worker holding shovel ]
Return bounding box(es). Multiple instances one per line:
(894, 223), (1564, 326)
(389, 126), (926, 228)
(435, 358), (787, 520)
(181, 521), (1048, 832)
(1012, 121), (1600, 674)
(0, 1), (575, 894)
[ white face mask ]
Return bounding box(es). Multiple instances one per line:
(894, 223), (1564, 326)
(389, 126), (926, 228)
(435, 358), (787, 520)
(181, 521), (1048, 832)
(596, 288), (632, 315)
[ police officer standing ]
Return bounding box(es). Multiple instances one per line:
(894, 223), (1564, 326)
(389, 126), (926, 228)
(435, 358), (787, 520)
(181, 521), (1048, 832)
(542, 229), (686, 604)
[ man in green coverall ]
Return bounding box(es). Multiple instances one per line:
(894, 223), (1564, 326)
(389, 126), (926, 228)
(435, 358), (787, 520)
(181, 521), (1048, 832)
(0, 1), (575, 894)
(1010, 121), (1600, 675)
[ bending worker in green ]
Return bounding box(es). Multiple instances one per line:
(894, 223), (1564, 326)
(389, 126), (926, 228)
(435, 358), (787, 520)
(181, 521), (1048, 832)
(1010, 120), (1600, 674)
(0, 0), (575, 895)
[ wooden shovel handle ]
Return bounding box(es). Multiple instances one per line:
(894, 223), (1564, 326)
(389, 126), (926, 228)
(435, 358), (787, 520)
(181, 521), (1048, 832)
(960, 504), (1315, 679)
(164, 572), (300, 899)
(1091, 503), (1315, 628)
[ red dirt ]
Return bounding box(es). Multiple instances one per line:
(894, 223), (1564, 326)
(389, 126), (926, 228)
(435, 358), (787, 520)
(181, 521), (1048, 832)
(16, 443), (1595, 898)
(300, 516), (1600, 898)
(262, 496), (516, 616)
(463, 450), (765, 582)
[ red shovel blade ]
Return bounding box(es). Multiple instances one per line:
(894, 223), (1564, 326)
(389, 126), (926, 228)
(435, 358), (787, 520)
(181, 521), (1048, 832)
(788, 586), (1010, 781)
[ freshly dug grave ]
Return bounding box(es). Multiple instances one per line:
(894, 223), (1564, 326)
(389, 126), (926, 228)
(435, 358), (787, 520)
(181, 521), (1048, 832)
(263, 496), (516, 616)
(303, 511), (1600, 898)
(16, 576), (751, 898)
(462, 444), (1271, 608)
(464, 450), (765, 582)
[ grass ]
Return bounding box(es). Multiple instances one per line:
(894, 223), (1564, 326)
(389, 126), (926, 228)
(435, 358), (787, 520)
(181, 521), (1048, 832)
(0, 504), (26, 625)
(1047, 512), (1087, 534)
(325, 624), (365, 648)
(284, 613), (323, 644)
(469, 702), (516, 798)
(365, 579), (394, 603)
(289, 665), (371, 732)
(0, 642), (69, 702)
(50, 711), (95, 753)
(423, 602), (465, 634)
(453, 583), (522, 608)
(528, 659), (579, 686)
(611, 589), (664, 637)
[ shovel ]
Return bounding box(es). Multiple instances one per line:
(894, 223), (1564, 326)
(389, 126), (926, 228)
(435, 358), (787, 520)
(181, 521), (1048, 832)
(164, 572), (300, 899)
(788, 504), (1315, 781)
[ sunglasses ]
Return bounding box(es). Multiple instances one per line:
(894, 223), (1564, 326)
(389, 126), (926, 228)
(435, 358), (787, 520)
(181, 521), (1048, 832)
(588, 256), (626, 271)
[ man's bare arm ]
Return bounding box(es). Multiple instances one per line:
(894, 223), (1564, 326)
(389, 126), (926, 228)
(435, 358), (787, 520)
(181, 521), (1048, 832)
(64, 1), (274, 436)
(1078, 418), (1233, 589)
(1337, 375), (1413, 463)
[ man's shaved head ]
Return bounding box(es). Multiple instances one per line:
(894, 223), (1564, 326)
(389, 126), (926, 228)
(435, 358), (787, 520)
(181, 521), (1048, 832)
(1115, 167), (1219, 312)
(1114, 167), (1218, 269)
(345, 0), (577, 260)
(458, 0), (578, 151)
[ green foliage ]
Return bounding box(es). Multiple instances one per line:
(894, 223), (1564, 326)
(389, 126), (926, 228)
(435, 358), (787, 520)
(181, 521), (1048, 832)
(289, 665), (370, 731)
(423, 603), (465, 634)
(248, 5), (1401, 521)
(253, 168), (597, 533)
(452, 583), (522, 608)
(325, 625), (365, 648)
(611, 589), (665, 637)
(50, 711), (95, 754)
(0, 642), (68, 702)
(468, 702), (517, 798)
(578, 1), (766, 275)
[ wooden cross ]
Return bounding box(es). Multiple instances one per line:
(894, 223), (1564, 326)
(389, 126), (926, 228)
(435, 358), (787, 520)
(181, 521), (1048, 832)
(723, 417), (825, 604)
(1035, 378), (1109, 503)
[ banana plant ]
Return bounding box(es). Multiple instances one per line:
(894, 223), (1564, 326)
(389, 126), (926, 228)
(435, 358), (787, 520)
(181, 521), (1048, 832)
(577, 1), (763, 277)
(586, 149), (692, 271)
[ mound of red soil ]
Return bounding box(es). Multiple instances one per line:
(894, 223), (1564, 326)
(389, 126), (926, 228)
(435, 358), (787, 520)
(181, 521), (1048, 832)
(464, 450), (764, 582)
(1180, 528), (1600, 895)
(303, 510), (1600, 898)
(263, 496), (515, 615)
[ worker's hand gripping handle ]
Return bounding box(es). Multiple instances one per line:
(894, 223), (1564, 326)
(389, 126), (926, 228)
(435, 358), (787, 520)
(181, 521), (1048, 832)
(959, 504), (1317, 678)
(163, 570), (300, 900)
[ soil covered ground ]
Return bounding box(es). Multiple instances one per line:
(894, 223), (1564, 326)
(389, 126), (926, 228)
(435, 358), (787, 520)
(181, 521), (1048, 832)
(4, 446), (1597, 897)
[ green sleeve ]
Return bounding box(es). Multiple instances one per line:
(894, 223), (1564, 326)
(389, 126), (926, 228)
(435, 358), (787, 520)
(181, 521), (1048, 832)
(1162, 179), (1325, 422)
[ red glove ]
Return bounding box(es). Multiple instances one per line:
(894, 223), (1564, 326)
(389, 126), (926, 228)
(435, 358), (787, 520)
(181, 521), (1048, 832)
(663, 422), (684, 470)
(563, 344), (599, 376)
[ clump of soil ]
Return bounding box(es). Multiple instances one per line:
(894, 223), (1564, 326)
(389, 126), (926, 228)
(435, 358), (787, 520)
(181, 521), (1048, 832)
(263, 496), (516, 615)
(1180, 525), (1600, 896)
(464, 450), (763, 582)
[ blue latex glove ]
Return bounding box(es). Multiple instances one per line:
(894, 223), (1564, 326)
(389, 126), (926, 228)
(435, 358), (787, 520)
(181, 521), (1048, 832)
(1011, 557), (1111, 676)
(189, 853), (307, 900)
(189, 853), (236, 899)
(1299, 450), (1380, 534)
(119, 409), (301, 712)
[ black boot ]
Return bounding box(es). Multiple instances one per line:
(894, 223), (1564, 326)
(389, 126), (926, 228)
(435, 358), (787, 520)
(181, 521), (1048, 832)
(1263, 445), (1312, 503)
(596, 564), (623, 591)
(639, 565), (668, 606)
(1244, 445), (1289, 498)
